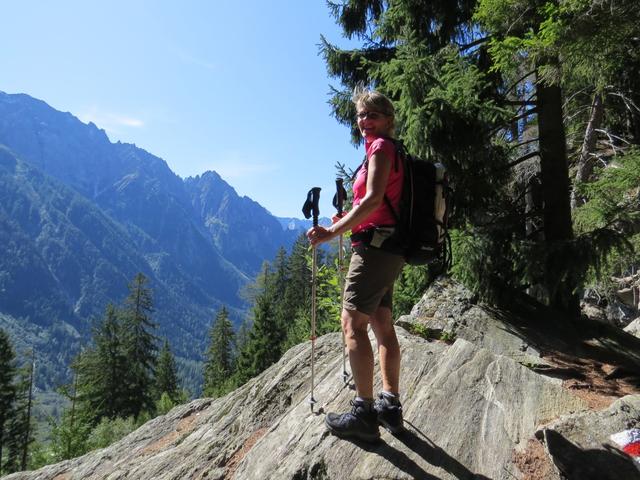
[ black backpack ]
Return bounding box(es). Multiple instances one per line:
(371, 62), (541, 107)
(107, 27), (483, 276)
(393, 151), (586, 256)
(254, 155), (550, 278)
(387, 140), (452, 268)
(353, 139), (452, 269)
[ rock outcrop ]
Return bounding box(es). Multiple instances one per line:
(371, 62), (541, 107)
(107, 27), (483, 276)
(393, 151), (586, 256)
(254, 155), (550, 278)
(7, 279), (640, 480)
(539, 396), (640, 479)
(626, 318), (640, 338)
(397, 279), (544, 365)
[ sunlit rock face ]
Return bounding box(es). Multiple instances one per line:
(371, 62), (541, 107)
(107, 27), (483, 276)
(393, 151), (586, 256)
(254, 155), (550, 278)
(7, 293), (600, 480)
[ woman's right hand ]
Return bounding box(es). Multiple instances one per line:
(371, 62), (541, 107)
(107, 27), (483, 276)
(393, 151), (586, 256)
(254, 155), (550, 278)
(306, 226), (335, 246)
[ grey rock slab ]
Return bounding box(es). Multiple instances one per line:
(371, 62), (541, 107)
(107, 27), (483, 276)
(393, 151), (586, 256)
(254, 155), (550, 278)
(233, 332), (586, 480)
(8, 330), (587, 480)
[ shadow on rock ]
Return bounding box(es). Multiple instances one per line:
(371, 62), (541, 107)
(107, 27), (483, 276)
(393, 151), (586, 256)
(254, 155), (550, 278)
(543, 429), (640, 480)
(399, 420), (492, 480)
(486, 290), (640, 374)
(330, 419), (492, 480)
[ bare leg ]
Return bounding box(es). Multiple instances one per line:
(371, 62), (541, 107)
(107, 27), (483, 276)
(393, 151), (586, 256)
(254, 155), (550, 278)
(370, 306), (400, 394)
(341, 308), (374, 399)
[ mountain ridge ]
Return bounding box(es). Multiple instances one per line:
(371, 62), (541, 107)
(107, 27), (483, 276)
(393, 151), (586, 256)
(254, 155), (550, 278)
(0, 91), (305, 395)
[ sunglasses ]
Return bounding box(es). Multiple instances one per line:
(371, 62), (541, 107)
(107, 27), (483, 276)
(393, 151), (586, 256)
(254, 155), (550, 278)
(356, 111), (388, 120)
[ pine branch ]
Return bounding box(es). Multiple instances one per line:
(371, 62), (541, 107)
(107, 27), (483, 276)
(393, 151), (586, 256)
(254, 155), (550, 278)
(565, 104), (594, 124)
(457, 36), (491, 52)
(594, 128), (631, 155)
(509, 138), (539, 150)
(503, 100), (537, 106)
(608, 91), (640, 114)
(562, 87), (590, 110)
(490, 109), (538, 137)
(507, 151), (540, 169)
(502, 70), (537, 97)
(510, 108), (538, 123)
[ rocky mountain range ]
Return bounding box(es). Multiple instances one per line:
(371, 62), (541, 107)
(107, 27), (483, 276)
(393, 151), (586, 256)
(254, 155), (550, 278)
(0, 91), (302, 393)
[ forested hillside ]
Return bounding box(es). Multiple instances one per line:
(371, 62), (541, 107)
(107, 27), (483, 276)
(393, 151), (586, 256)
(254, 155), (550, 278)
(0, 92), (302, 415)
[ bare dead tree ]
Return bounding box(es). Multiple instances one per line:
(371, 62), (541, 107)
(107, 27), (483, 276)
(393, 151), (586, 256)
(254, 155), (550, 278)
(571, 93), (604, 209)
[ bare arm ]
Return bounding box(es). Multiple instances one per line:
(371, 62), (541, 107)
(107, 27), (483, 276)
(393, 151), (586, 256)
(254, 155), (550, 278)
(307, 150), (391, 245)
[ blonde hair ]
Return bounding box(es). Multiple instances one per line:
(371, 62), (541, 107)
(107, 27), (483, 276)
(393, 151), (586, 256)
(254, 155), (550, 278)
(352, 86), (395, 136)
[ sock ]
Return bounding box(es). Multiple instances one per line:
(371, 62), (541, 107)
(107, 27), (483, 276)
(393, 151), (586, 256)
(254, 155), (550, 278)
(355, 396), (375, 410)
(382, 391), (401, 405)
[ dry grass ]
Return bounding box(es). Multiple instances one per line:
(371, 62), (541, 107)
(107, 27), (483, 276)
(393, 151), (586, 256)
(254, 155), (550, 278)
(513, 439), (557, 480)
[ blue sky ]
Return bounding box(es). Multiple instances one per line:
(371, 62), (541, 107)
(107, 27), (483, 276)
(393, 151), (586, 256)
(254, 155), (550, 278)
(0, 1), (362, 218)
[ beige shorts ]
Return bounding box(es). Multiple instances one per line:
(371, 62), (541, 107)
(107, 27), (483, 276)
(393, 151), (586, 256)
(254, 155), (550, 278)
(343, 246), (405, 316)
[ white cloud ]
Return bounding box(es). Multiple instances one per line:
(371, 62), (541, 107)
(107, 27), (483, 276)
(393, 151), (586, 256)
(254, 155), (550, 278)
(116, 116), (144, 128)
(199, 151), (279, 179)
(78, 107), (145, 133)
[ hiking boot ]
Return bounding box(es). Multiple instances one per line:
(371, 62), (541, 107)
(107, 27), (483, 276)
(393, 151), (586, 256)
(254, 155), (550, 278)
(374, 392), (404, 434)
(325, 398), (380, 442)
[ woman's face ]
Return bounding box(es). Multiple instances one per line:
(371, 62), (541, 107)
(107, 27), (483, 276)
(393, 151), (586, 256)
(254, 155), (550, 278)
(356, 104), (393, 141)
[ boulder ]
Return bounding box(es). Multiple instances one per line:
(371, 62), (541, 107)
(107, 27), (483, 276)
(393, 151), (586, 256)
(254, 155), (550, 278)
(538, 395), (640, 479)
(397, 277), (545, 366)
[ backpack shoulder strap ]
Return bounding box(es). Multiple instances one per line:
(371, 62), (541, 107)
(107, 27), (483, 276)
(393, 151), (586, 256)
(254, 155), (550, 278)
(384, 195), (399, 222)
(351, 154), (368, 183)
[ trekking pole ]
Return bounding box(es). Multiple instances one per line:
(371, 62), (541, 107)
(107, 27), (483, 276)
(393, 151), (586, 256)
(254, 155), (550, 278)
(302, 187), (321, 412)
(333, 178), (349, 383)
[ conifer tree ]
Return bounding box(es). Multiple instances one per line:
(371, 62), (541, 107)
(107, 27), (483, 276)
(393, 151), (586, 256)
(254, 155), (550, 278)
(472, 0), (639, 311)
(234, 261), (291, 385)
(5, 353), (36, 473)
(281, 234), (312, 348)
(0, 329), (16, 476)
(234, 319), (250, 359)
(154, 339), (180, 402)
(322, 0), (639, 317)
(75, 304), (127, 423)
(50, 370), (92, 461)
(121, 272), (158, 418)
(272, 247), (289, 302)
(20, 351), (35, 470)
(203, 307), (236, 397)
(322, 1), (516, 306)
(234, 293), (279, 385)
(283, 235), (312, 314)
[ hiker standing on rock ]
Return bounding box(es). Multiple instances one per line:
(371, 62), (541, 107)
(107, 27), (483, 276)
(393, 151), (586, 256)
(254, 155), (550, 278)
(307, 89), (405, 442)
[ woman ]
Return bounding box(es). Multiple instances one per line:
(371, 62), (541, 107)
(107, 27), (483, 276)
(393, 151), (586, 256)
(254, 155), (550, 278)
(307, 89), (405, 442)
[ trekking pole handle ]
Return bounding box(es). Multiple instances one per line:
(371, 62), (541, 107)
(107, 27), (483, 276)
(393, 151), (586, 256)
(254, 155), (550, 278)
(311, 187), (320, 227)
(333, 178), (346, 216)
(303, 187), (322, 227)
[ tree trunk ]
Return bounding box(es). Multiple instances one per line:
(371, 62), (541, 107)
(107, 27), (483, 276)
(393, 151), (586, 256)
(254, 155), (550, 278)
(525, 173), (542, 238)
(536, 79), (578, 315)
(21, 353), (34, 470)
(571, 93), (604, 209)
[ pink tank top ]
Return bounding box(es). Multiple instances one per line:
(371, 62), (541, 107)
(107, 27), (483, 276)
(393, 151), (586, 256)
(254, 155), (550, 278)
(352, 137), (403, 235)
